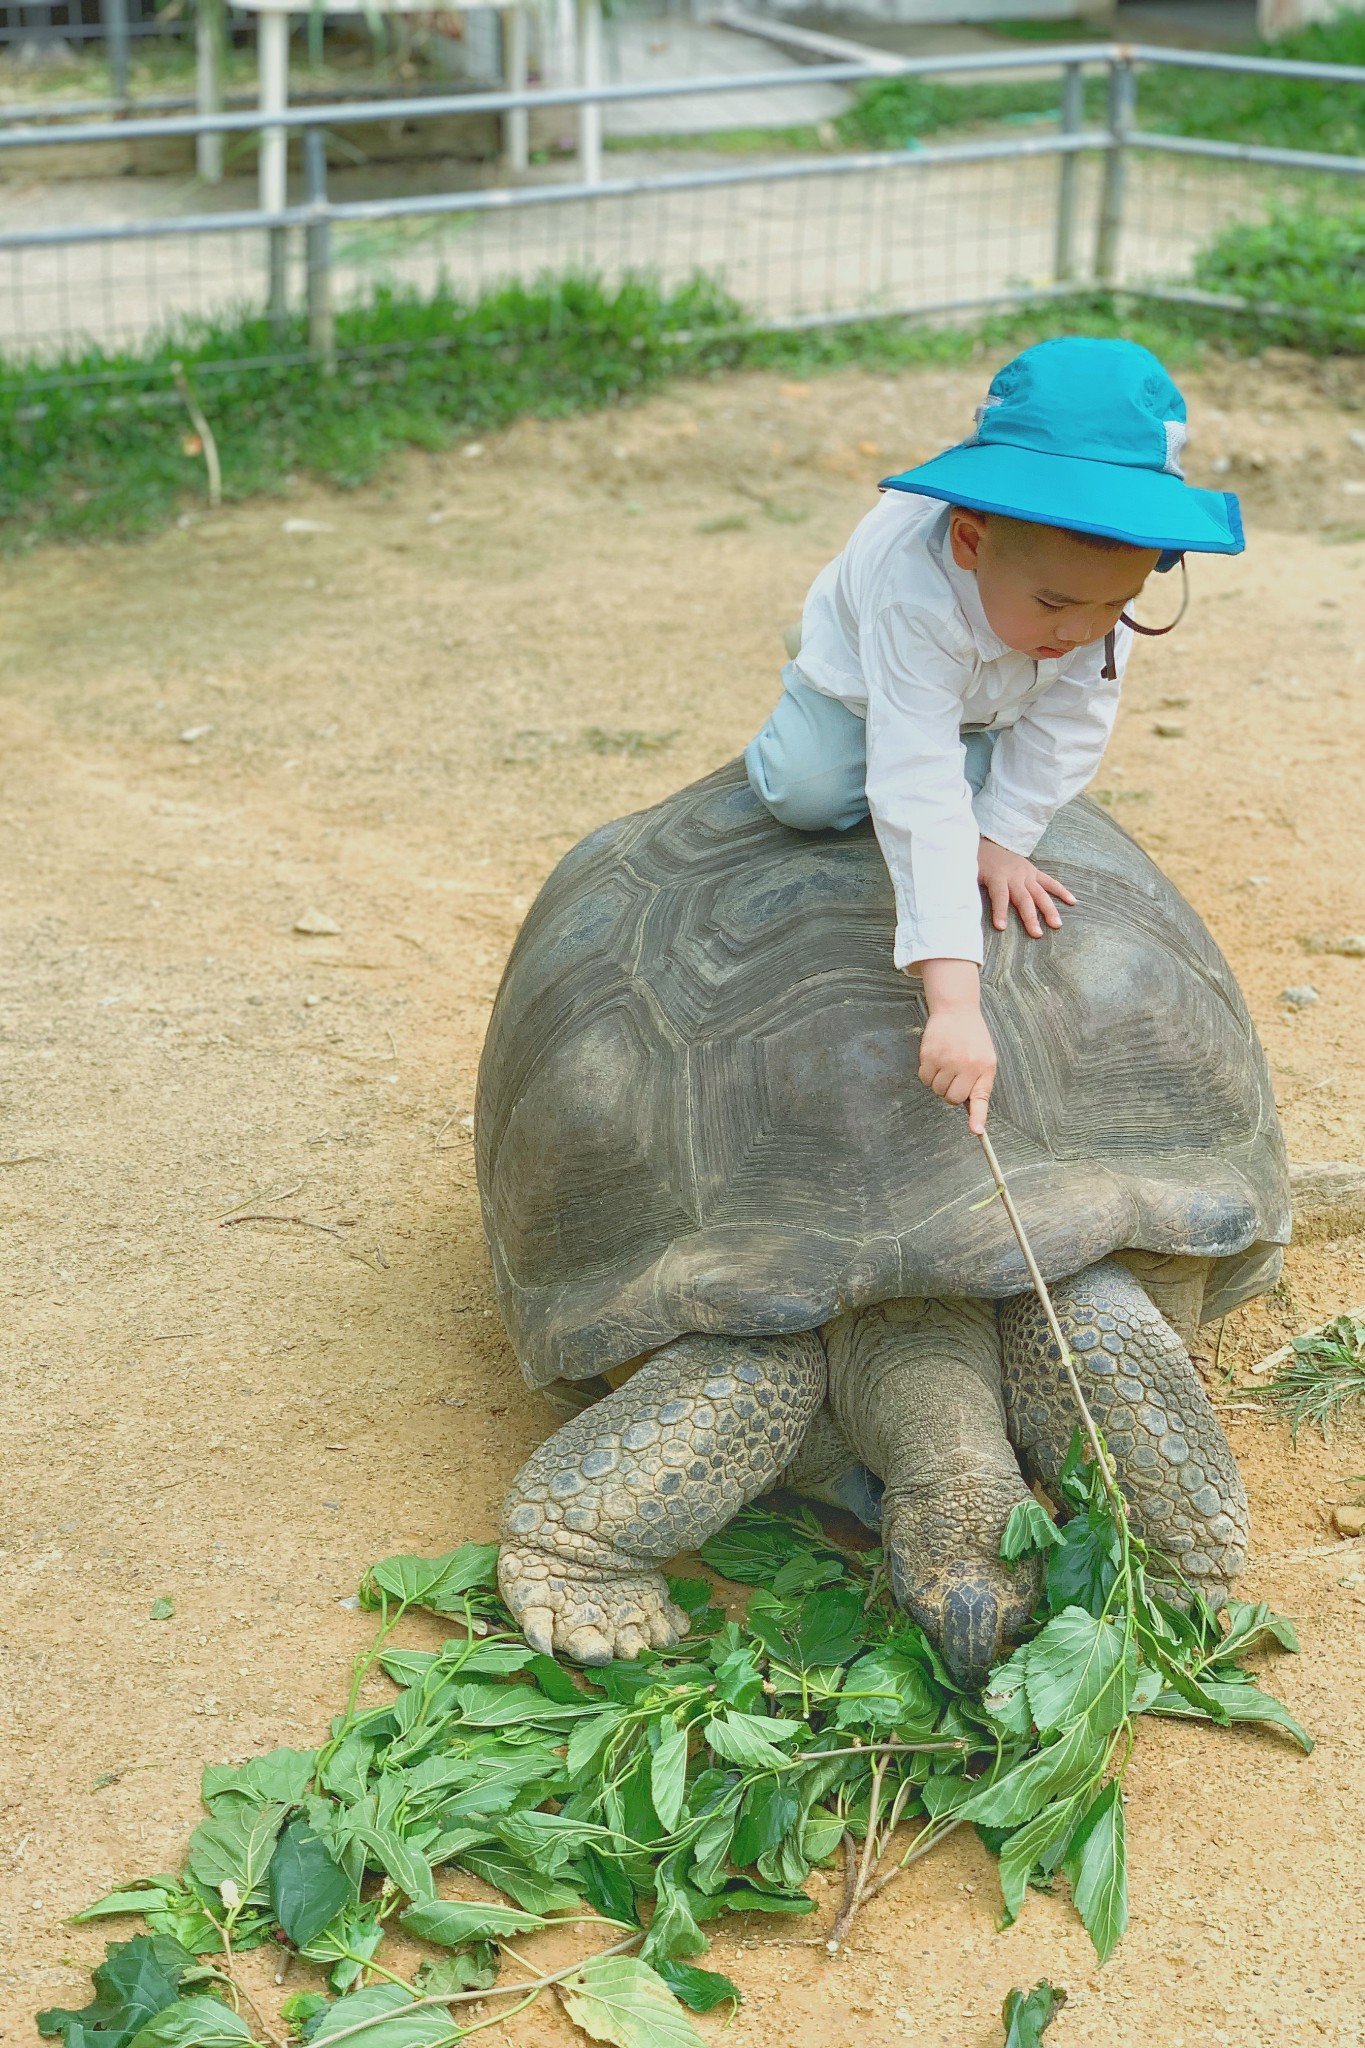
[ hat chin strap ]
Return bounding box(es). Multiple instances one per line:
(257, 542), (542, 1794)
(1100, 557), (1190, 681)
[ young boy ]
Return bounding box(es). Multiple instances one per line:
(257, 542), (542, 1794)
(745, 336), (1243, 1135)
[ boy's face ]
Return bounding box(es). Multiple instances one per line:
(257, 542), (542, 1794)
(948, 510), (1161, 662)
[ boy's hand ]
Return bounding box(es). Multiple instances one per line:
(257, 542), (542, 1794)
(978, 837), (1076, 938)
(916, 960), (996, 1134)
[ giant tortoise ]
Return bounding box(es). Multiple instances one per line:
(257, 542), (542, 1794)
(474, 761), (1292, 1685)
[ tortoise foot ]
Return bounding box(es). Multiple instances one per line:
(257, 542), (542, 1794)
(1001, 1258), (1249, 1601)
(883, 1477), (1043, 1690)
(497, 1545), (689, 1664)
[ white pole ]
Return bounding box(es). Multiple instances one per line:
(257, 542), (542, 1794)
(576, 0), (602, 187)
(196, 0), (225, 185)
(258, 5), (290, 316)
(503, 4), (529, 175)
(259, 6), (289, 219)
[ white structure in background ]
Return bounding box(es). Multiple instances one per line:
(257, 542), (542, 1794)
(1258, 0), (1354, 28)
(213, 0), (606, 202)
(745, 0), (1116, 22)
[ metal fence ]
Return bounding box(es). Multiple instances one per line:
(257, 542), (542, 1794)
(1, 40), (1362, 391)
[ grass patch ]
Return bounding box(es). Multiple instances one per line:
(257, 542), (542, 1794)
(1236, 1312), (1365, 1439)
(0, 272), (1338, 551)
(836, 12), (1365, 153)
(1193, 204), (1365, 346)
(0, 276), (1222, 549)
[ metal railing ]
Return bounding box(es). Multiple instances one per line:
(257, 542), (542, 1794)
(0, 39), (1362, 388)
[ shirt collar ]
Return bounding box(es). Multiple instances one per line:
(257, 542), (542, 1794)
(929, 507), (1015, 664)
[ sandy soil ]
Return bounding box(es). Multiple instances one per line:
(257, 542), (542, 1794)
(3, 348), (1364, 2048)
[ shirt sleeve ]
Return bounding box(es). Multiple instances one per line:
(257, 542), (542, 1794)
(972, 625), (1131, 857)
(861, 603), (986, 971)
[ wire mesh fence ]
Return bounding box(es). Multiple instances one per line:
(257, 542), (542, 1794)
(0, 43), (1362, 390)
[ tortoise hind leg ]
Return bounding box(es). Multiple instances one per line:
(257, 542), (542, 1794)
(1000, 1258), (1248, 1601)
(826, 1299), (1043, 1690)
(498, 1330), (826, 1665)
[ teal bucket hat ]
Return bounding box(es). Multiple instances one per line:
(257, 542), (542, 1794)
(881, 337), (1243, 558)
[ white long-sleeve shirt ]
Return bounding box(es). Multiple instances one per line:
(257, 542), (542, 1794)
(791, 489), (1132, 970)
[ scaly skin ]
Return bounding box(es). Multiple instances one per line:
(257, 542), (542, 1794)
(826, 1298), (1043, 1689)
(497, 1329), (826, 1663)
(1000, 1258), (1248, 1599)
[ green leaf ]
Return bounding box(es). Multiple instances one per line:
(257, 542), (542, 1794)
(39, 1937), (201, 2048)
(269, 1821), (353, 1951)
(567, 1709), (628, 1783)
(497, 1810), (606, 1875)
(716, 1884), (814, 1916)
(149, 1599), (176, 1622)
(1212, 1600), (1302, 1662)
(400, 1898), (549, 1947)
(187, 1805), (288, 1907)
(413, 1950), (499, 1996)
(1149, 1675), (1313, 1752)
(640, 1861), (707, 1968)
(279, 1993), (329, 2038)
(835, 1647), (940, 1734)
(958, 1717), (1108, 1830)
(705, 1711), (799, 1773)
(650, 1961), (739, 2015)
(996, 1796), (1084, 1925)
(730, 1779), (800, 1869)
(343, 1824), (435, 1903)
(299, 1905), (384, 1994)
(712, 1642), (763, 1713)
(1002, 1980), (1066, 2048)
(125, 1998), (257, 2048)
(650, 1722), (689, 1836)
(71, 1888), (175, 1924)
(202, 1751), (318, 1814)
(455, 1846), (583, 1916)
(575, 1846), (640, 1928)
(360, 1547), (498, 1612)
(1046, 1514), (1119, 1617)
(789, 1585), (870, 1668)
(1023, 1610), (1135, 1737)
(557, 1953), (706, 2048)
(1001, 1500), (1064, 1561)
(308, 1984), (461, 2048)
(1064, 1780), (1128, 1964)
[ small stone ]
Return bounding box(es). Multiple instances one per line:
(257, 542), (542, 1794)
(1302, 932), (1365, 958)
(1342, 480), (1365, 497)
(1348, 428), (1365, 454)
(178, 723), (214, 743)
(282, 517), (332, 534)
(462, 442), (485, 459)
(1331, 1504), (1365, 1538)
(1153, 721), (1185, 738)
(294, 910), (341, 936)
(1282, 985), (1319, 1008)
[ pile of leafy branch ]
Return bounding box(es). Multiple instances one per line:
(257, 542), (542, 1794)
(1193, 208), (1365, 348)
(40, 1442), (1308, 2048)
(1236, 1309), (1365, 1438)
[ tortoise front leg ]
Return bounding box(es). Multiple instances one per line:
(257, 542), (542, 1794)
(498, 1330), (826, 1664)
(1001, 1259), (1249, 1600)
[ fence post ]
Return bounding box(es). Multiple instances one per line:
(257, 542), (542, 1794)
(1053, 60), (1083, 285)
(1095, 54), (1134, 289)
(502, 5), (529, 174)
(105, 0), (130, 107)
(260, 5), (290, 322)
(576, 0), (603, 186)
(196, 0), (226, 185)
(305, 128), (335, 373)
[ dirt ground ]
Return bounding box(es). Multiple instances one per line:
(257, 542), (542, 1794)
(3, 349), (1365, 2048)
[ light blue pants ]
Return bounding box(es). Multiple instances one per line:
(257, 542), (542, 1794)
(745, 666), (996, 831)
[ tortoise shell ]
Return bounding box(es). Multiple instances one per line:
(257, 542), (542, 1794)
(476, 761), (1289, 1389)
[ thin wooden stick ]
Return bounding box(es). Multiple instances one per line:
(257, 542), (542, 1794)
(976, 1130), (1124, 1516)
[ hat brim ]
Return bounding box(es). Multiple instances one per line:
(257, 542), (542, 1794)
(882, 443), (1243, 556)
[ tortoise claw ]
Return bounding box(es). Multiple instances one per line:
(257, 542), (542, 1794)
(497, 1544), (690, 1666)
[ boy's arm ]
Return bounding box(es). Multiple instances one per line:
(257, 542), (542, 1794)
(861, 604), (1000, 1130)
(972, 631), (1129, 860)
